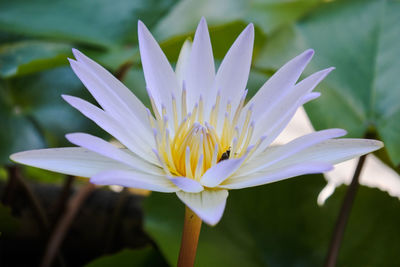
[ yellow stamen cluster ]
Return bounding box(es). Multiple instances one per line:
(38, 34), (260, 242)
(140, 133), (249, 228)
(149, 87), (258, 180)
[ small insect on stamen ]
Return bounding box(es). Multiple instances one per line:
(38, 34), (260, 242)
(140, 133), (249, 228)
(219, 148), (231, 162)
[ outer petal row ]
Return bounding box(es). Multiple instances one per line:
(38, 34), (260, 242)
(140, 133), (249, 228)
(62, 95), (158, 165)
(71, 49), (150, 129)
(223, 139), (383, 189)
(10, 147), (133, 178)
(68, 51), (153, 149)
(237, 128), (347, 176)
(250, 67), (335, 152)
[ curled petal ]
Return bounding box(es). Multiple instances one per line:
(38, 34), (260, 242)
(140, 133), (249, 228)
(177, 190), (229, 226)
(169, 177), (204, 193)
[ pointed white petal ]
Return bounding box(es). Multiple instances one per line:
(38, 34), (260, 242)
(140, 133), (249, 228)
(245, 49), (315, 123)
(200, 156), (247, 187)
(138, 21), (179, 126)
(66, 133), (163, 175)
(185, 17), (215, 113)
(250, 67), (334, 145)
(62, 95), (157, 164)
(226, 139), (383, 190)
(175, 39), (192, 88)
(176, 190), (228, 226)
(275, 139), (384, 167)
(237, 128), (346, 176)
(10, 147), (131, 178)
(249, 90), (322, 159)
(213, 24), (254, 132)
(71, 49), (150, 127)
(221, 162), (333, 189)
(68, 59), (153, 148)
(91, 169), (178, 193)
(169, 177), (204, 193)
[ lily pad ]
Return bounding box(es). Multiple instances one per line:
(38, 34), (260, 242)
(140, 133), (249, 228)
(0, 0), (178, 47)
(0, 41), (72, 78)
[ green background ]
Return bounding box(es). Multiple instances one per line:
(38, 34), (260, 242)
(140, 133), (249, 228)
(0, 0), (399, 266)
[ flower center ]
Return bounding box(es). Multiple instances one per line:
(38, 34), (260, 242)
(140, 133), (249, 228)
(148, 86), (261, 180)
(170, 122), (223, 179)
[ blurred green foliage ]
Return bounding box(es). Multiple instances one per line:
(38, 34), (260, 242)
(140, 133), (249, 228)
(0, 0), (399, 266)
(145, 175), (400, 266)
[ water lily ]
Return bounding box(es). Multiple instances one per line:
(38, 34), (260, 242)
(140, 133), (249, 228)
(10, 18), (382, 228)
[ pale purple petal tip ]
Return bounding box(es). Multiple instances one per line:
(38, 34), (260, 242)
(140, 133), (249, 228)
(67, 58), (77, 64)
(199, 16), (207, 26)
(71, 48), (81, 59)
(305, 48), (315, 58)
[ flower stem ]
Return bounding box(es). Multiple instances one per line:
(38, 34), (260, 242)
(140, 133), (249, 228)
(178, 206), (202, 267)
(324, 155), (367, 267)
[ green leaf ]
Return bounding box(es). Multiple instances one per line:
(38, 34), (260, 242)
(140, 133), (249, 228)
(159, 21), (263, 63)
(84, 247), (168, 267)
(153, 0), (322, 41)
(8, 67), (106, 147)
(0, 0), (178, 47)
(1, 66), (114, 164)
(0, 41), (72, 78)
(254, 0), (400, 168)
(144, 175), (400, 266)
(0, 80), (45, 164)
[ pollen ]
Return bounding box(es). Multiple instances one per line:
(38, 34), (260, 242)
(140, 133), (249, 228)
(150, 87), (255, 180)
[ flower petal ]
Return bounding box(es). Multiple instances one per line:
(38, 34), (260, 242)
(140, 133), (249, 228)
(176, 190), (228, 226)
(91, 169), (178, 193)
(200, 156), (248, 187)
(213, 24), (254, 132)
(68, 59), (153, 149)
(66, 133), (163, 175)
(245, 49), (315, 123)
(224, 139), (383, 190)
(175, 39), (192, 88)
(185, 17), (215, 113)
(250, 67), (334, 146)
(221, 162), (333, 189)
(71, 49), (150, 128)
(10, 147), (131, 178)
(138, 20), (179, 129)
(62, 95), (157, 164)
(169, 177), (204, 193)
(248, 90), (322, 160)
(274, 139), (384, 167)
(237, 128), (347, 176)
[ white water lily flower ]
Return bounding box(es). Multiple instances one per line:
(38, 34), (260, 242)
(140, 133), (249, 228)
(10, 18), (383, 226)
